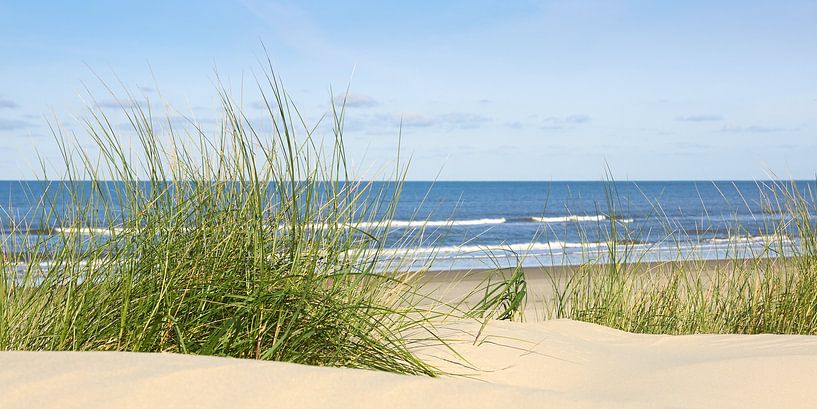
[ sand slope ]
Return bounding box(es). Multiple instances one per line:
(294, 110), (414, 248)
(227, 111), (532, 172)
(2, 319), (816, 409)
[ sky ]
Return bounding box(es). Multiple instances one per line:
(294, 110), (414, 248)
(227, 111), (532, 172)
(1, 0), (816, 180)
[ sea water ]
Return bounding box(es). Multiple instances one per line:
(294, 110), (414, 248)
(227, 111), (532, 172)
(1, 180), (814, 271)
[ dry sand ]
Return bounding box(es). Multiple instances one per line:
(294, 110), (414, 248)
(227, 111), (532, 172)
(2, 318), (816, 408)
(2, 260), (815, 408)
(414, 258), (786, 318)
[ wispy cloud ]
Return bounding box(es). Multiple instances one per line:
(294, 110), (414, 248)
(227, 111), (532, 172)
(435, 112), (492, 129)
(240, 0), (344, 58)
(500, 114), (591, 130)
(674, 142), (710, 150)
(0, 98), (19, 109)
(0, 118), (35, 131)
(374, 112), (436, 128)
(333, 93), (378, 108)
(718, 125), (793, 133)
(250, 100), (279, 111)
(95, 99), (148, 109)
(165, 115), (219, 127)
(116, 115), (219, 132)
(541, 114), (591, 129)
(676, 114), (723, 122)
(348, 111), (492, 133)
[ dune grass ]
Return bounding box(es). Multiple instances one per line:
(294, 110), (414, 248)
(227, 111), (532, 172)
(0, 68), (531, 375)
(1, 63), (815, 383)
(545, 181), (817, 335)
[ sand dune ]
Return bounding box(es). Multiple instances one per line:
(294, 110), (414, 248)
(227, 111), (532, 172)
(2, 319), (816, 408)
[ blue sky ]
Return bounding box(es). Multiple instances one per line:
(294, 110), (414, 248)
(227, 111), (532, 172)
(1, 0), (815, 180)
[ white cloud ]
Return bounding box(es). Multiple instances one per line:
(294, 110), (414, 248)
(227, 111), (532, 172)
(719, 125), (792, 133)
(676, 114), (723, 122)
(0, 98), (19, 109)
(371, 112), (491, 130)
(333, 93), (378, 108)
(0, 118), (34, 131)
(95, 99), (148, 110)
(540, 114), (591, 129)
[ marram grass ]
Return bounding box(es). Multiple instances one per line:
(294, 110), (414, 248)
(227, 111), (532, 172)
(2, 67), (817, 380)
(544, 181), (817, 335)
(0, 71), (523, 375)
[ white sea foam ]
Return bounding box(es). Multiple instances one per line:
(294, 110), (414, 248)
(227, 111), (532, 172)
(53, 214), (632, 235)
(300, 218), (507, 230)
(356, 218), (507, 228)
(53, 227), (125, 235)
(304, 215), (635, 230)
(532, 215), (633, 223)
(706, 234), (789, 245)
(373, 241), (607, 257)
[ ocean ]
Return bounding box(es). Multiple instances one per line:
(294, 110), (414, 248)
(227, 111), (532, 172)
(1, 180), (814, 271)
(365, 181), (815, 270)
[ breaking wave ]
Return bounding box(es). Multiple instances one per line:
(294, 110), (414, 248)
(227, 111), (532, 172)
(374, 241), (608, 257)
(532, 215), (633, 223)
(43, 214), (631, 236)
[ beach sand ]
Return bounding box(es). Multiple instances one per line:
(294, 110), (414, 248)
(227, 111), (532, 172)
(2, 260), (815, 408)
(414, 258), (787, 318)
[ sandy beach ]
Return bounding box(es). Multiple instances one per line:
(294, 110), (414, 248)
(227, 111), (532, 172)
(4, 0), (815, 406)
(3, 260), (816, 409)
(414, 258), (787, 317)
(2, 317), (816, 408)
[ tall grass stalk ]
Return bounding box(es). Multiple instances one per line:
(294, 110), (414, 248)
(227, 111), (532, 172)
(0, 69), (517, 375)
(548, 180), (817, 335)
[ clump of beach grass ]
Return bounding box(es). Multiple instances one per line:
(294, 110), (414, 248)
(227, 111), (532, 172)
(0, 67), (528, 374)
(6, 62), (815, 381)
(546, 180), (817, 335)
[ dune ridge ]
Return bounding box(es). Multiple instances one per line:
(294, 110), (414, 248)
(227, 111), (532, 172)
(2, 319), (816, 409)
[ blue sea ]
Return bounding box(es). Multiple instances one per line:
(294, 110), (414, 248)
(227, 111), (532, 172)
(0, 180), (814, 271)
(371, 181), (816, 270)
